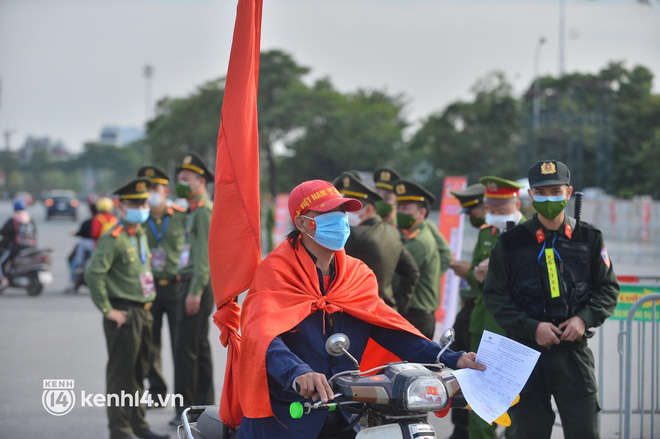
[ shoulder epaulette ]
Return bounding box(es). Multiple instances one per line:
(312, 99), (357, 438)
(479, 224), (493, 231)
(110, 225), (124, 238)
(197, 199), (206, 208)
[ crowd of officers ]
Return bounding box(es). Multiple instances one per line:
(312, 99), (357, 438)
(85, 155), (618, 439)
(84, 152), (215, 439)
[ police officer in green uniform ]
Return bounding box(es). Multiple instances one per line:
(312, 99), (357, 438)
(374, 167), (451, 274)
(137, 166), (188, 403)
(394, 179), (441, 339)
(85, 178), (168, 439)
(468, 176), (525, 439)
(446, 183), (486, 439)
(334, 172), (420, 311)
(171, 152), (215, 424)
(483, 160), (620, 439)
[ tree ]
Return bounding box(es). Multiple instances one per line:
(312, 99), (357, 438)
(403, 72), (520, 196)
(278, 79), (407, 190)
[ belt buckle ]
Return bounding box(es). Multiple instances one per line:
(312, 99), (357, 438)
(143, 302), (153, 311)
(158, 278), (170, 286)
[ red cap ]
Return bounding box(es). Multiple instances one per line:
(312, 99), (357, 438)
(288, 180), (362, 221)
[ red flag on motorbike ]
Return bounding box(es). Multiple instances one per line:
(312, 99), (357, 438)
(208, 0), (263, 428)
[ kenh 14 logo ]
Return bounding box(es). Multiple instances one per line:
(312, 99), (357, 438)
(42, 379), (76, 416)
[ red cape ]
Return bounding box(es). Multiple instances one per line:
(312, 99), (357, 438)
(238, 239), (426, 418)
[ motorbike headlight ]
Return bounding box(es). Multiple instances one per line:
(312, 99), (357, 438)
(404, 376), (448, 412)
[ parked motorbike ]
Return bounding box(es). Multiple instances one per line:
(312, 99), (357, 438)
(177, 329), (466, 439)
(0, 245), (54, 296)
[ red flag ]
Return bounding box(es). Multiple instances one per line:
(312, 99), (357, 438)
(208, 0), (263, 428)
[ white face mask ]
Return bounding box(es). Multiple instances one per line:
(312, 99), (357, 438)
(147, 192), (163, 207)
(346, 211), (362, 227)
(486, 212), (518, 231)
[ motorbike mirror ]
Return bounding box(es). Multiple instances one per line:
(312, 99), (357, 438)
(439, 328), (455, 349)
(325, 333), (360, 370)
(326, 333), (351, 357)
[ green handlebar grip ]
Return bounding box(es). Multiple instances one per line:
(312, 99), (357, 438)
(290, 402), (304, 419)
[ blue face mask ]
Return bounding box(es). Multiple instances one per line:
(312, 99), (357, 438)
(302, 211), (351, 251)
(124, 207), (150, 224)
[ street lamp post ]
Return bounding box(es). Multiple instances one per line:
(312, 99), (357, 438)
(533, 37), (546, 132)
(143, 64), (154, 121)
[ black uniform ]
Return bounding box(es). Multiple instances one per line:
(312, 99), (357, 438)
(483, 160), (619, 439)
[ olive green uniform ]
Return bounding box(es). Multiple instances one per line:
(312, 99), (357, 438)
(483, 215), (619, 439)
(424, 219), (451, 276)
(144, 205), (187, 398)
(85, 223), (155, 439)
(345, 215), (420, 310)
(400, 222), (441, 338)
(467, 218), (525, 439)
(175, 193), (215, 415)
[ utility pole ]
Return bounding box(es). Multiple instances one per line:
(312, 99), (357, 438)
(533, 37), (546, 132)
(559, 0), (566, 76)
(143, 64), (154, 121)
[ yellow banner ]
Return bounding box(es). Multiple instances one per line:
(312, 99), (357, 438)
(545, 249), (560, 298)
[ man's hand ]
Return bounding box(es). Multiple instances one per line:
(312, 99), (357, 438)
(294, 372), (334, 403)
(450, 260), (471, 278)
(558, 316), (586, 342)
(185, 294), (201, 316)
(535, 322), (562, 347)
(473, 258), (489, 283)
(456, 352), (486, 371)
(105, 309), (128, 328)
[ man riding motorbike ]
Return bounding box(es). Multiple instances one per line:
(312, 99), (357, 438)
(237, 180), (486, 439)
(0, 199), (37, 290)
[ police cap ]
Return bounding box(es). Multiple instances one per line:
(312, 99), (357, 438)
(176, 152), (215, 183)
(450, 183), (485, 213)
(528, 160), (571, 188)
(393, 179), (436, 205)
(114, 178), (151, 200)
(479, 176), (524, 206)
(373, 168), (402, 192)
(333, 172), (382, 205)
(137, 165), (169, 185)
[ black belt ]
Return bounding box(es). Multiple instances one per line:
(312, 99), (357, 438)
(461, 299), (476, 308)
(179, 273), (193, 282)
(110, 299), (153, 311)
(155, 275), (180, 286)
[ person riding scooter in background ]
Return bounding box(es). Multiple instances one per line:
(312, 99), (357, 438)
(90, 197), (118, 241)
(0, 199), (37, 289)
(65, 199), (98, 293)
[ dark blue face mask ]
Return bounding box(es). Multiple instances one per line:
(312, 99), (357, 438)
(302, 212), (351, 251)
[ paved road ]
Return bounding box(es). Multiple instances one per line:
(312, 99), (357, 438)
(0, 200), (653, 438)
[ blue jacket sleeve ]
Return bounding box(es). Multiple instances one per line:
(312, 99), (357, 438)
(266, 336), (314, 391)
(370, 326), (465, 369)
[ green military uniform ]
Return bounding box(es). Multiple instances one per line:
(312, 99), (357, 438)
(335, 172), (420, 310)
(84, 178), (160, 439)
(393, 179), (441, 339)
(483, 160), (620, 439)
(137, 165), (188, 400)
(174, 153), (215, 417)
(447, 183), (486, 439)
(424, 219), (451, 275)
(468, 176), (525, 439)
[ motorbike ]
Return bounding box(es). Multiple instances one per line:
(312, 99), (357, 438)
(68, 241), (92, 293)
(177, 328), (467, 439)
(0, 244), (54, 296)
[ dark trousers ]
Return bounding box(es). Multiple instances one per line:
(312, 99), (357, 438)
(174, 280), (215, 415)
(510, 344), (599, 439)
(103, 305), (153, 439)
(449, 301), (474, 438)
(147, 280), (179, 396)
(402, 308), (436, 339)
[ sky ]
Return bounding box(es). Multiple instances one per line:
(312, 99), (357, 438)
(0, 0), (658, 153)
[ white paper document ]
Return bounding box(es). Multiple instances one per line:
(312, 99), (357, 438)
(452, 330), (540, 424)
